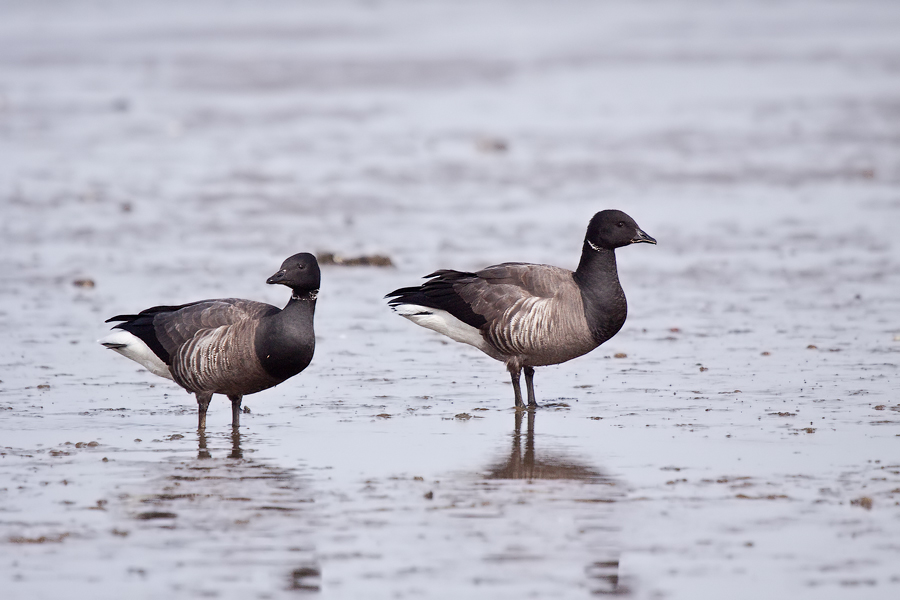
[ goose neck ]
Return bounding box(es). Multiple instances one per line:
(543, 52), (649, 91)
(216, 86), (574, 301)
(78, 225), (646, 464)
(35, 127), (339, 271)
(574, 242), (619, 289)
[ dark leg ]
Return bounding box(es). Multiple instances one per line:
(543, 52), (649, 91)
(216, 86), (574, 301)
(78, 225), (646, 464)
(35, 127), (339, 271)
(196, 392), (213, 430)
(509, 366), (524, 408)
(228, 395), (243, 427)
(524, 366), (537, 407)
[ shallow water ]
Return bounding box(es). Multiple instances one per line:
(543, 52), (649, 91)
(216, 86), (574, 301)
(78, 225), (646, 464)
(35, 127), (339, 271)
(2, 1), (900, 598)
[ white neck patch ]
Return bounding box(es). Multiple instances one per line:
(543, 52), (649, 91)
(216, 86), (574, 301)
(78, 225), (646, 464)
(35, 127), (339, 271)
(292, 289), (319, 301)
(587, 240), (602, 252)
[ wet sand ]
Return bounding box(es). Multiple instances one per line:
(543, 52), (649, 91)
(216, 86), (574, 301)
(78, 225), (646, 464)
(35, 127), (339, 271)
(2, 1), (900, 598)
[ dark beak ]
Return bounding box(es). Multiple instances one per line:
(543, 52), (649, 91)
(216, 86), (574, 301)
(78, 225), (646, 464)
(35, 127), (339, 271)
(631, 228), (657, 245)
(266, 270), (286, 285)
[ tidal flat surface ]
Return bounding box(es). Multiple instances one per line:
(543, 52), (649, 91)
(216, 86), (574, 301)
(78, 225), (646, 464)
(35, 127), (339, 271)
(2, 1), (899, 598)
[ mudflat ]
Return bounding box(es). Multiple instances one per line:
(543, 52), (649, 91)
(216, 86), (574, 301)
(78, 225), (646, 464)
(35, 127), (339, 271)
(2, 1), (899, 598)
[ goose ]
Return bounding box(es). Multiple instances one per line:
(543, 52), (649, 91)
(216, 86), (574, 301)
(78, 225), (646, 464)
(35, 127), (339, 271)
(100, 253), (319, 428)
(385, 210), (655, 408)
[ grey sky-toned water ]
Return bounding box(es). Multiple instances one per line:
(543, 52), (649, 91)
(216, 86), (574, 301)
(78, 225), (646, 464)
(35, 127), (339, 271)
(2, 1), (899, 598)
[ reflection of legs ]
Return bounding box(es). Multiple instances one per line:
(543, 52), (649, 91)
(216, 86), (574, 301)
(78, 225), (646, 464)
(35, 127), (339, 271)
(196, 392), (213, 430)
(524, 406), (536, 477)
(229, 427), (243, 459)
(197, 428), (211, 460)
(509, 366), (524, 408)
(524, 366), (537, 407)
(228, 394), (243, 427)
(510, 408), (524, 472)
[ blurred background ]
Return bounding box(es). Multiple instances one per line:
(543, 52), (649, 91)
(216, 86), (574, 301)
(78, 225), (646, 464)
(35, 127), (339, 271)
(4, 0), (898, 282)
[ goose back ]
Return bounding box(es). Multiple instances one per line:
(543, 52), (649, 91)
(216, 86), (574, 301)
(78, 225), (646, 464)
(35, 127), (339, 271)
(463, 263), (599, 366)
(388, 263), (599, 367)
(108, 298), (294, 396)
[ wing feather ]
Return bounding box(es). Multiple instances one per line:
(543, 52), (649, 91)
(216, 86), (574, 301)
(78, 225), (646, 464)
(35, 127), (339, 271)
(388, 263), (598, 365)
(108, 299), (277, 365)
(151, 299), (277, 359)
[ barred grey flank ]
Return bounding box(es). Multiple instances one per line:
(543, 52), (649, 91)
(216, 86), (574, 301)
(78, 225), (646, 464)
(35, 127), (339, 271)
(171, 321), (280, 397)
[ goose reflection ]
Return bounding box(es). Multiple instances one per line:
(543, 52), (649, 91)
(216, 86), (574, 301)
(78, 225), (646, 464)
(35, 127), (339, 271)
(483, 409), (627, 595)
(197, 427), (244, 460)
(484, 408), (609, 481)
(134, 427), (319, 591)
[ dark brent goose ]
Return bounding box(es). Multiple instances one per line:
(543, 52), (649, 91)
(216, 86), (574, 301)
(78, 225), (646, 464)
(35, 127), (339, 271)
(99, 253), (319, 428)
(386, 210), (655, 407)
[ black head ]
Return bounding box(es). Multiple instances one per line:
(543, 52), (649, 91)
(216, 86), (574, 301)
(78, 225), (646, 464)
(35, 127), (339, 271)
(266, 253), (321, 294)
(584, 210), (656, 251)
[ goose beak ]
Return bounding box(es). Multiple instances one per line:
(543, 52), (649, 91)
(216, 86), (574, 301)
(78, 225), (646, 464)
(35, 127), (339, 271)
(631, 228), (657, 245)
(266, 270), (286, 285)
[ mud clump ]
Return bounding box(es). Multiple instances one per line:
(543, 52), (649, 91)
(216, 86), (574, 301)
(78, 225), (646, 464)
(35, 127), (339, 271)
(9, 533), (70, 544)
(736, 494), (789, 500)
(317, 252), (393, 267)
(851, 497), (873, 510)
(135, 511), (178, 520)
(475, 137), (509, 153)
(288, 566), (321, 591)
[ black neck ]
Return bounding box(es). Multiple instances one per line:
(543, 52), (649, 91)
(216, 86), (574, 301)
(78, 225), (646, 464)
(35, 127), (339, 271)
(255, 293), (316, 380)
(573, 241), (627, 345)
(280, 292), (317, 319)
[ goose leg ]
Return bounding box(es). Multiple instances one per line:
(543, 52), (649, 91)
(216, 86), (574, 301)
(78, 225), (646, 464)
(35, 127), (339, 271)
(228, 395), (243, 427)
(196, 392), (213, 430)
(509, 366), (524, 408)
(524, 366), (537, 407)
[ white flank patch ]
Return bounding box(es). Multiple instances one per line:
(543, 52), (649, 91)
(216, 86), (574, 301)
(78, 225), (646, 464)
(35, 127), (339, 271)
(98, 330), (174, 381)
(393, 304), (488, 351)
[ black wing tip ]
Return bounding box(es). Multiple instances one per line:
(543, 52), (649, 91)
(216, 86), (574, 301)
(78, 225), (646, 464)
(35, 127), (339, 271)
(385, 285), (424, 302)
(385, 270), (475, 300)
(105, 314), (136, 323)
(423, 269), (475, 279)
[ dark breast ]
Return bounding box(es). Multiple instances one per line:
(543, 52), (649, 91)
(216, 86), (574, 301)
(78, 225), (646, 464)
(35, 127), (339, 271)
(581, 286), (627, 347)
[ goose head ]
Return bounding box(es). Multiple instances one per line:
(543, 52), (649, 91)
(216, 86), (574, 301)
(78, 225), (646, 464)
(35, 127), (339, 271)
(585, 210), (656, 251)
(266, 253), (321, 295)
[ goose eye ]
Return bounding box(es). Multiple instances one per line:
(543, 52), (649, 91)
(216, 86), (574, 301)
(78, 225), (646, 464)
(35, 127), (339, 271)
(616, 221), (625, 228)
